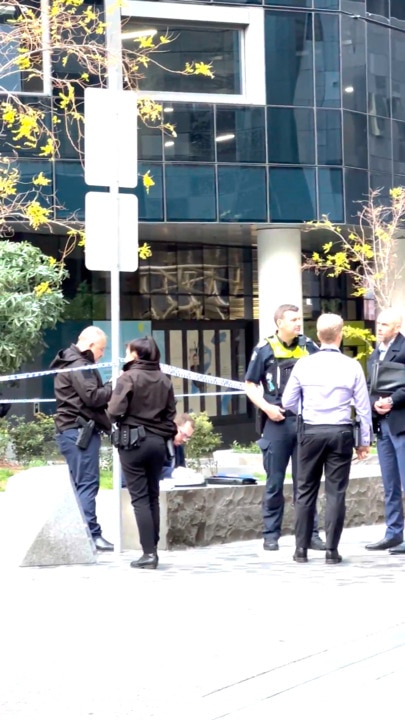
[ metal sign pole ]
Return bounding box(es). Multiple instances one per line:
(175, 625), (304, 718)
(105, 0), (123, 555)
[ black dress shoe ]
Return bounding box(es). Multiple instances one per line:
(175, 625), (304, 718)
(325, 550), (342, 565)
(389, 542), (405, 555)
(309, 535), (326, 551)
(94, 536), (114, 552)
(365, 537), (403, 551)
(130, 553), (158, 569)
(293, 547), (308, 563)
(263, 539), (279, 551)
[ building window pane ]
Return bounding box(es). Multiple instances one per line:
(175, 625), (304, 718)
(343, 111), (368, 169)
(314, 0), (339, 7)
(367, 24), (390, 119)
(341, 15), (366, 114)
(55, 161), (86, 220)
(218, 166), (267, 222)
(0, 96), (51, 157)
(317, 110), (342, 165)
(138, 123), (162, 161)
(344, 168), (368, 222)
(0, 6), (44, 93)
(216, 106), (265, 163)
(269, 167), (316, 222)
(391, 30), (405, 121)
(368, 115), (392, 173)
(370, 173), (392, 207)
(318, 168), (343, 222)
(163, 104), (214, 162)
(138, 163), (163, 221)
(123, 23), (241, 94)
(268, 107), (315, 164)
(393, 121), (405, 176)
(165, 165), (216, 221)
(391, 0), (405, 23)
(367, 0), (389, 18)
(315, 13), (340, 108)
(265, 12), (314, 106)
(265, 0), (311, 6)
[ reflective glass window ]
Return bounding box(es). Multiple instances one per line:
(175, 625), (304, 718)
(391, 30), (405, 121)
(122, 23), (241, 94)
(265, 1), (311, 6)
(341, 15), (366, 114)
(165, 165), (216, 221)
(341, 1), (366, 15)
(317, 110), (342, 165)
(318, 168), (343, 222)
(11, 159), (53, 212)
(368, 116), (392, 172)
(55, 162), (87, 220)
(367, 24), (390, 119)
(268, 108), (315, 164)
(218, 166), (267, 222)
(138, 163), (163, 221)
(343, 111), (368, 169)
(393, 121), (405, 176)
(344, 168), (368, 222)
(216, 106), (265, 163)
(265, 12), (314, 106)
(138, 122), (162, 161)
(367, 0), (389, 17)
(163, 104), (214, 162)
(0, 6), (44, 92)
(314, 0), (339, 7)
(391, 0), (405, 23)
(370, 173), (393, 207)
(314, 13), (340, 108)
(269, 167), (316, 222)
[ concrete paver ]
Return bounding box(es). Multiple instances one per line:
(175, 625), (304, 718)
(0, 522), (404, 719)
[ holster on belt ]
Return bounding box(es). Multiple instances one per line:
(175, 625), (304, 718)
(111, 424), (146, 449)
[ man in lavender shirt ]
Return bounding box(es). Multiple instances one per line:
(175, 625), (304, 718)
(282, 313), (371, 565)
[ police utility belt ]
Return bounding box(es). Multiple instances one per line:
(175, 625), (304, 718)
(111, 424), (146, 449)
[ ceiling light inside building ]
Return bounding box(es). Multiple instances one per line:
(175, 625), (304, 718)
(163, 107), (174, 113)
(165, 141), (175, 148)
(121, 29), (157, 40)
(344, 86), (354, 93)
(215, 133), (235, 143)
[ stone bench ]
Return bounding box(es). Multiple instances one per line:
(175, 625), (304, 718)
(111, 472), (386, 551)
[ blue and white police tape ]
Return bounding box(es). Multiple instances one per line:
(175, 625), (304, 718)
(0, 390), (245, 404)
(0, 360), (245, 393)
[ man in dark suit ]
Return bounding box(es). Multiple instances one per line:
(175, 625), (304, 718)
(366, 307), (405, 554)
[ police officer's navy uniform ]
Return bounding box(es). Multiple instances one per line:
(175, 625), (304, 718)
(245, 333), (321, 545)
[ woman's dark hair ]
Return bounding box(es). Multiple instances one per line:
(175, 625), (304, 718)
(128, 336), (161, 362)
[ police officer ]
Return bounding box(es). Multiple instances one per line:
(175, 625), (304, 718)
(245, 303), (325, 551)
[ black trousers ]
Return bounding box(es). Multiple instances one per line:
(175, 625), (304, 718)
(259, 416), (320, 540)
(119, 434), (166, 554)
(295, 425), (354, 551)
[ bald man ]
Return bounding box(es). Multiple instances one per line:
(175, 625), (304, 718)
(366, 308), (405, 554)
(50, 326), (114, 551)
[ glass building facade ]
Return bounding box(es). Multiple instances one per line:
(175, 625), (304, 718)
(2, 0), (404, 437)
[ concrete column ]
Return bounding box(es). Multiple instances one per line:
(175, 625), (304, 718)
(257, 227), (303, 338)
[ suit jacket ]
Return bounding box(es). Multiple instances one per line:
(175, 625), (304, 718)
(367, 332), (405, 436)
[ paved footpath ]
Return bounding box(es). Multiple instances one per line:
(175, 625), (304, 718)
(0, 522), (404, 720)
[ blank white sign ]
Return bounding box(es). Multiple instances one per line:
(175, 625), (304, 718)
(84, 192), (138, 272)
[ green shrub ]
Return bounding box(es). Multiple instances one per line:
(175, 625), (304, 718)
(0, 419), (9, 461)
(231, 440), (260, 454)
(7, 413), (59, 464)
(185, 412), (222, 471)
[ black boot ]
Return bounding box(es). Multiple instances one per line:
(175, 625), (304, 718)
(130, 553), (158, 570)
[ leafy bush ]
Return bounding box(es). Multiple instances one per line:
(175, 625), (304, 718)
(7, 413), (59, 464)
(231, 440), (260, 454)
(185, 412), (222, 471)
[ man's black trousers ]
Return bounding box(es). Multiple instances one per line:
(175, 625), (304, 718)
(119, 434), (166, 554)
(295, 425), (354, 551)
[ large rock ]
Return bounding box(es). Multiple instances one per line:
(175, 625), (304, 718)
(0, 465), (96, 567)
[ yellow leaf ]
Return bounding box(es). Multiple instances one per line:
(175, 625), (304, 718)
(138, 243), (152, 260)
(142, 171), (155, 193)
(33, 172), (51, 187)
(26, 201), (52, 230)
(138, 35), (155, 49)
(159, 35), (170, 44)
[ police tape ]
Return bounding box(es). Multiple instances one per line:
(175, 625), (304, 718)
(0, 390), (245, 404)
(0, 360), (246, 393)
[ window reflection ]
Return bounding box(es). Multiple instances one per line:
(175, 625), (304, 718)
(391, 30), (405, 121)
(345, 168), (368, 222)
(318, 168), (344, 222)
(165, 165), (216, 221)
(163, 104), (214, 162)
(368, 116), (391, 172)
(367, 24), (390, 119)
(317, 110), (342, 165)
(216, 106), (265, 163)
(265, 11), (314, 106)
(0, 6), (43, 92)
(122, 23), (241, 94)
(55, 161), (86, 220)
(269, 167), (316, 222)
(138, 163), (163, 221)
(343, 111), (368, 169)
(314, 13), (340, 108)
(341, 15), (366, 114)
(268, 107), (315, 164)
(218, 166), (267, 222)
(393, 121), (405, 176)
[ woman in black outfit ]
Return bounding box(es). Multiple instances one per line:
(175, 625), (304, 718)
(108, 336), (176, 569)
